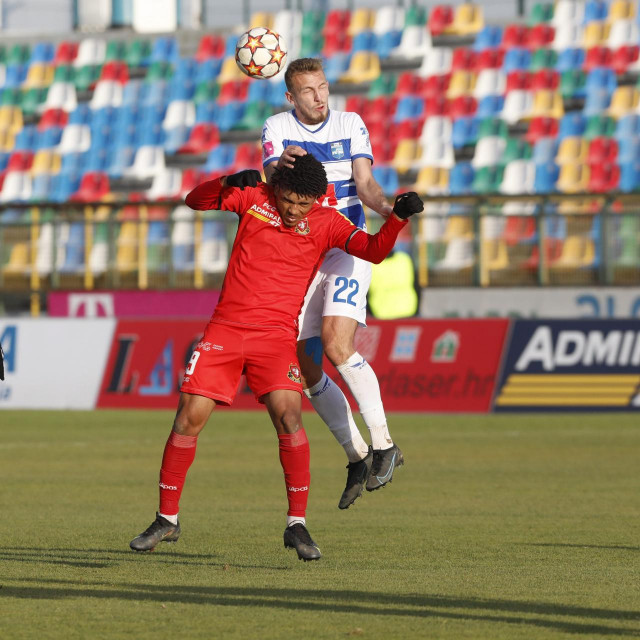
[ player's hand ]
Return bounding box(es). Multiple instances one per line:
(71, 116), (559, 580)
(225, 170), (263, 190)
(278, 145), (307, 169)
(392, 192), (424, 220)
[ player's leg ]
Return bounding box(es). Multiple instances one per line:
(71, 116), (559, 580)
(130, 392), (215, 551)
(297, 266), (370, 471)
(320, 256), (404, 493)
(263, 390), (321, 561)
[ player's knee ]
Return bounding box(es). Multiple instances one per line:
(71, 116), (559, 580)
(172, 409), (205, 436)
(323, 339), (354, 367)
(279, 408), (303, 434)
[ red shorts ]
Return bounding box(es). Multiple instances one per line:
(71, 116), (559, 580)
(180, 321), (303, 405)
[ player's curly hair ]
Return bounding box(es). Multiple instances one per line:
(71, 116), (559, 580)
(284, 58), (324, 92)
(271, 153), (328, 199)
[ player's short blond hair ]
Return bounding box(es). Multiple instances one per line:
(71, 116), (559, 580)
(284, 58), (325, 92)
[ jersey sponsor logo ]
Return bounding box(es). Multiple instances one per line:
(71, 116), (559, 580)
(330, 141), (344, 159)
(263, 141), (274, 157)
(197, 341), (223, 352)
(247, 203), (281, 227)
(295, 218), (310, 235)
(287, 363), (302, 383)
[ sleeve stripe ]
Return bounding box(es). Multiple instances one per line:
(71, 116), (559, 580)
(344, 229), (360, 254)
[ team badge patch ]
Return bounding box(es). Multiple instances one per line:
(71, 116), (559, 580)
(330, 141), (344, 159)
(287, 363), (302, 383)
(295, 218), (310, 235)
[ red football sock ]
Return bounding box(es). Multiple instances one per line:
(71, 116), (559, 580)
(158, 431), (198, 516)
(278, 428), (310, 518)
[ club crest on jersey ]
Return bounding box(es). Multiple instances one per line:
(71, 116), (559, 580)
(295, 218), (310, 235)
(287, 363), (302, 383)
(330, 141), (344, 159)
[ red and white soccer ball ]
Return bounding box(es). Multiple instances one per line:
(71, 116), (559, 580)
(235, 27), (287, 80)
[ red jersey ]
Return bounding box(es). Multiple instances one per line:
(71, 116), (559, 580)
(185, 179), (407, 335)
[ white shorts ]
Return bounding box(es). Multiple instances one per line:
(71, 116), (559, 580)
(298, 248), (372, 341)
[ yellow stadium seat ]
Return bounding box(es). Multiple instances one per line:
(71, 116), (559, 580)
(0, 106), (24, 134)
(116, 222), (138, 271)
(608, 87), (640, 118)
(557, 163), (590, 193)
(392, 139), (421, 173)
(482, 239), (509, 271)
(446, 71), (477, 99)
(0, 128), (16, 152)
(31, 150), (62, 175)
(583, 21), (610, 47)
(552, 235), (596, 268)
(413, 166), (450, 195)
(23, 64), (54, 89)
(452, 3), (484, 36)
(609, 0), (636, 21)
(339, 51), (381, 84)
(445, 215), (474, 240)
(3, 242), (29, 273)
(348, 8), (376, 35)
(249, 12), (274, 30)
(529, 90), (564, 119)
(556, 137), (588, 166)
(217, 56), (246, 83)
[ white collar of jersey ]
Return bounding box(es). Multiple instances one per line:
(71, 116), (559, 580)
(291, 109), (331, 134)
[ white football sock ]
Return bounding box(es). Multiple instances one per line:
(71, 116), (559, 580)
(304, 373), (370, 462)
(159, 512), (178, 525)
(287, 516), (305, 528)
(336, 352), (393, 450)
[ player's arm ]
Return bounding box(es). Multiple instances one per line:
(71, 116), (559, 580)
(185, 170), (261, 212)
(335, 192), (423, 264)
(352, 156), (394, 219)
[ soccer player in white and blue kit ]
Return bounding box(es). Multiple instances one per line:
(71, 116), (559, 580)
(262, 58), (404, 509)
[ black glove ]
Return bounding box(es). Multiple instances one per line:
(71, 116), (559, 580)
(226, 170), (262, 190)
(393, 192), (424, 219)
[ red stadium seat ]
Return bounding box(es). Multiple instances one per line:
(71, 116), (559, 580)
(503, 216), (537, 246)
(506, 70), (532, 91)
(588, 137), (619, 165)
(38, 108), (68, 131)
(588, 162), (620, 193)
(524, 240), (563, 269)
(429, 5), (455, 36)
(178, 123), (220, 154)
(420, 73), (451, 98)
(502, 24), (530, 49)
(70, 171), (110, 202)
(529, 24), (555, 49)
(584, 47), (613, 71)
(525, 117), (559, 144)
(365, 96), (398, 123)
(390, 119), (424, 147)
(345, 95), (369, 114)
(100, 61), (129, 84)
(451, 47), (477, 71)
(396, 72), (421, 97)
(531, 69), (560, 91)
(424, 95), (450, 117)
(7, 151), (34, 171)
(322, 31), (352, 56)
(449, 95), (477, 118)
(323, 9), (351, 36)
(370, 139), (395, 164)
(180, 168), (201, 195)
(232, 143), (262, 172)
(54, 41), (79, 65)
(195, 34), (226, 62)
(475, 48), (505, 71)
(612, 45), (639, 74)
(217, 80), (249, 105)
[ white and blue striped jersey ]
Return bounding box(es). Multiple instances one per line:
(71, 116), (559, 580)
(261, 109), (373, 230)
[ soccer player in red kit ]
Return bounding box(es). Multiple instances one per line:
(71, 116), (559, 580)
(129, 154), (423, 561)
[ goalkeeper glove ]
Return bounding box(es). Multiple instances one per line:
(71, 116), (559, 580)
(226, 170), (262, 190)
(393, 192), (424, 220)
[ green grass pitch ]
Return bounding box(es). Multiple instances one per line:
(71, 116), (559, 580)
(1, 410), (638, 639)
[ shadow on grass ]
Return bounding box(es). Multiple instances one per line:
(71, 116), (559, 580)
(2, 574), (639, 637)
(0, 547), (289, 571)
(522, 543), (640, 552)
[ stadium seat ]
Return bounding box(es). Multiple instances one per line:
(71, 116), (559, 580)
(534, 160), (559, 192)
(418, 139), (455, 168)
(551, 235), (596, 269)
(557, 162), (590, 192)
(452, 117), (479, 148)
(585, 114), (616, 139)
(446, 71), (476, 99)
(529, 1), (554, 25)
(552, 0), (585, 26)
(556, 136), (589, 165)
(618, 136), (640, 165)
(502, 137), (533, 164)
(420, 116), (452, 144)
(502, 24), (530, 48)
(529, 23), (555, 48)
(619, 161), (640, 191)
(429, 5), (455, 36)
(588, 137), (618, 165)
(612, 45), (640, 74)
(609, 87), (640, 119)
(371, 165), (399, 196)
(500, 159), (536, 194)
(418, 48), (453, 77)
(145, 168), (182, 200)
(474, 25), (503, 51)
(502, 48), (531, 73)
(125, 145), (165, 179)
(70, 171), (110, 201)
(178, 123), (220, 154)
(0, 170), (32, 202)
(553, 23), (584, 50)
(390, 25), (432, 61)
(57, 124), (91, 154)
(584, 46), (613, 71)
(475, 48), (505, 71)
(558, 112), (587, 138)
(433, 237), (475, 270)
(391, 138), (421, 172)
(530, 48), (558, 71)
(583, 21), (611, 48)
(452, 48), (477, 72)
(44, 82), (77, 112)
(501, 90), (533, 124)
(340, 51), (381, 83)
(530, 90), (564, 119)
(31, 150), (61, 175)
(588, 162), (620, 192)
(348, 8), (376, 35)
(472, 136), (506, 168)
(413, 166), (449, 195)
(74, 38), (106, 67)
(126, 40), (153, 68)
(474, 69), (506, 98)
(557, 47), (586, 71)
(453, 4), (484, 36)
(421, 74), (451, 100)
(54, 41), (79, 65)
(584, 0), (609, 23)
(373, 5), (406, 34)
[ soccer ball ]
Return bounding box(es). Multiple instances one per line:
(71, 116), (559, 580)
(235, 27), (287, 80)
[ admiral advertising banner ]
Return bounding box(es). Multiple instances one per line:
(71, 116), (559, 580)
(95, 318), (510, 412)
(494, 320), (640, 412)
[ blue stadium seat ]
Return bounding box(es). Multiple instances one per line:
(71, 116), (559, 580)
(534, 161), (559, 193)
(13, 126), (37, 151)
(449, 162), (475, 195)
(163, 125), (191, 153)
(502, 48), (531, 73)
(31, 173), (54, 200)
(107, 145), (135, 177)
(583, 0), (608, 23)
(322, 53), (351, 83)
(352, 31), (377, 52)
(61, 152), (86, 174)
(267, 80), (288, 107)
(60, 223), (86, 274)
(0, 152), (9, 171)
(135, 122), (164, 146)
(30, 41), (55, 64)
(393, 96), (424, 122)
(195, 59), (223, 84)
(68, 104), (92, 125)
(248, 79), (271, 103)
(168, 78), (196, 101)
(175, 58), (198, 81)
(195, 100), (220, 124)
(558, 113), (587, 139)
(476, 95), (505, 119)
(148, 220), (170, 242)
(4, 64), (27, 88)
(140, 104), (166, 127)
(122, 80), (143, 106)
(615, 115), (640, 142)
(85, 147), (111, 172)
(204, 144), (236, 172)
(141, 81), (169, 107)
(50, 172), (81, 202)
(585, 68), (617, 94)
(225, 34), (239, 57)
(372, 166), (399, 196)
(619, 161), (640, 192)
(452, 117), (479, 148)
(556, 48), (585, 72)
(38, 127), (63, 150)
(618, 137), (640, 164)
(172, 244), (194, 270)
(150, 37), (179, 63)
(473, 25), (503, 51)
(376, 30), (402, 59)
(216, 102), (246, 131)
(545, 215), (567, 240)
(583, 87), (611, 116)
(532, 138), (559, 164)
